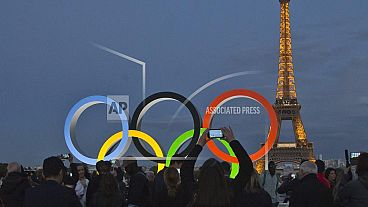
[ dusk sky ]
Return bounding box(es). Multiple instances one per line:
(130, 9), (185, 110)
(1, 0), (367, 166)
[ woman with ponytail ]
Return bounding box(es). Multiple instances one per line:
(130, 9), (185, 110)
(153, 167), (186, 207)
(165, 167), (180, 199)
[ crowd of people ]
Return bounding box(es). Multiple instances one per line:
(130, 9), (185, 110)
(0, 127), (367, 207)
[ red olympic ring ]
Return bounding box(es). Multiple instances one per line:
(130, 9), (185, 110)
(203, 89), (278, 163)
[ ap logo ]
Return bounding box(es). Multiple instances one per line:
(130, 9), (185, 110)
(107, 95), (129, 121)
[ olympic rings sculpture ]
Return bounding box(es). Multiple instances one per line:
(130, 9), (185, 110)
(64, 89), (278, 178)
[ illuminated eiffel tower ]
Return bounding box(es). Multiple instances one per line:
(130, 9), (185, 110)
(257, 0), (315, 172)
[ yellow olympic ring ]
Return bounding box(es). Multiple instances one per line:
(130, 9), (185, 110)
(98, 130), (165, 172)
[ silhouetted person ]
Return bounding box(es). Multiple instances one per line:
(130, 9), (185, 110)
(277, 160), (307, 200)
(24, 156), (81, 207)
(315, 160), (331, 188)
(260, 161), (279, 206)
(289, 161), (333, 207)
(90, 174), (123, 207)
(123, 157), (151, 207)
(30, 169), (44, 185)
(63, 175), (79, 201)
(325, 168), (337, 189)
(0, 162), (31, 207)
(153, 167), (187, 207)
(111, 165), (126, 206)
(235, 169), (272, 207)
(152, 154), (182, 198)
(86, 161), (111, 207)
(181, 127), (254, 207)
(339, 152), (368, 207)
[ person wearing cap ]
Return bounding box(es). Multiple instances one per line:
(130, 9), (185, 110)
(123, 156), (151, 207)
(24, 156), (81, 207)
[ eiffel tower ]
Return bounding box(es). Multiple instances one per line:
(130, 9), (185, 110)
(256, 0), (315, 172)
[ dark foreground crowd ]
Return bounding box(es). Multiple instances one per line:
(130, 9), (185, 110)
(0, 127), (367, 207)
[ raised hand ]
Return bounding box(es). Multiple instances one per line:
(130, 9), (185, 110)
(197, 128), (210, 147)
(221, 126), (235, 143)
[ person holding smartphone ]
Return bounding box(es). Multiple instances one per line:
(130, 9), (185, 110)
(180, 126), (270, 207)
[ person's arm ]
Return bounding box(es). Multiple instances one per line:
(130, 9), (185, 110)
(180, 146), (202, 183)
(180, 129), (208, 184)
(223, 127), (253, 193)
(180, 129), (208, 205)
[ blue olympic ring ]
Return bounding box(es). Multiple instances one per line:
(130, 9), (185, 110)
(64, 96), (129, 165)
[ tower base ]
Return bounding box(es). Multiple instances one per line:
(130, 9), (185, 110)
(256, 142), (315, 173)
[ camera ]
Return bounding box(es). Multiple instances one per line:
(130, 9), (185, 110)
(60, 153), (70, 160)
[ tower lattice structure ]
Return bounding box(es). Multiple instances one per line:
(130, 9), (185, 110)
(256, 0), (315, 172)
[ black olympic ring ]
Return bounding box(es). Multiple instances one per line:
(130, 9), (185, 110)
(130, 92), (202, 163)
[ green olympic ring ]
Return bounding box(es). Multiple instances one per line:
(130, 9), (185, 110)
(166, 128), (239, 178)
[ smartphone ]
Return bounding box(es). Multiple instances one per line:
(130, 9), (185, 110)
(350, 152), (361, 159)
(208, 129), (224, 139)
(350, 152), (361, 166)
(60, 153), (70, 160)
